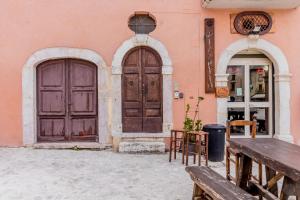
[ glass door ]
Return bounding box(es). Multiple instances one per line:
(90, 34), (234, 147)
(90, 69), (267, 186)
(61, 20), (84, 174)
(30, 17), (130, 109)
(227, 58), (273, 137)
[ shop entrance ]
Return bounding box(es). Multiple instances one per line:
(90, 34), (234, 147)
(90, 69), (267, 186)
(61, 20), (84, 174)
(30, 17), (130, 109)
(227, 57), (273, 137)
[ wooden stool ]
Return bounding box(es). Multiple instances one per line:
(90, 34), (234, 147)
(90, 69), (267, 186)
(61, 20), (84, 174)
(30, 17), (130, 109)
(184, 131), (209, 166)
(169, 130), (186, 163)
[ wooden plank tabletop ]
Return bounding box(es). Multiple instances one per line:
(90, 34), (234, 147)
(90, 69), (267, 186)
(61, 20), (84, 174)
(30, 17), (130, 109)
(229, 138), (300, 182)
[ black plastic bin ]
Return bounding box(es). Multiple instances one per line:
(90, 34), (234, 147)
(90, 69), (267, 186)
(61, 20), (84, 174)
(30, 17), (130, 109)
(202, 124), (226, 162)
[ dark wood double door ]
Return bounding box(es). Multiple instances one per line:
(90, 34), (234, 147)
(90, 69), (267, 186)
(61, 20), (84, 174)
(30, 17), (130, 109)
(37, 59), (98, 142)
(122, 47), (163, 133)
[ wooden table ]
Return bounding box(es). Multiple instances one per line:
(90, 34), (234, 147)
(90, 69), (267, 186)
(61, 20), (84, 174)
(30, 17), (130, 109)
(229, 138), (300, 200)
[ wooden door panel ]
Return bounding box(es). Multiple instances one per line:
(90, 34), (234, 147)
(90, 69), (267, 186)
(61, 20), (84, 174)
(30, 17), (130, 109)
(71, 63), (95, 86)
(122, 48), (143, 132)
(124, 49), (139, 66)
(124, 109), (140, 117)
(143, 118), (162, 132)
(123, 67), (139, 74)
(37, 59), (98, 142)
(144, 74), (161, 102)
(40, 63), (64, 87)
(144, 67), (161, 73)
(69, 60), (97, 116)
(71, 91), (96, 114)
(123, 118), (143, 132)
(145, 109), (161, 117)
(37, 60), (66, 116)
(122, 47), (162, 133)
(38, 118), (65, 139)
(70, 118), (97, 140)
(142, 48), (162, 133)
(123, 74), (140, 101)
(144, 51), (159, 66)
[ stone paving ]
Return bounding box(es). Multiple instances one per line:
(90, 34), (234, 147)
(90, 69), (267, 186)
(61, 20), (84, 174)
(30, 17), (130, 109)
(0, 148), (229, 200)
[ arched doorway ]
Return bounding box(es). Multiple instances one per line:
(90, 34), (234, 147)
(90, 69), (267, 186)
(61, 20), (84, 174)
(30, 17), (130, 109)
(216, 38), (293, 142)
(36, 59), (98, 142)
(122, 46), (162, 133)
(22, 47), (109, 146)
(111, 35), (173, 137)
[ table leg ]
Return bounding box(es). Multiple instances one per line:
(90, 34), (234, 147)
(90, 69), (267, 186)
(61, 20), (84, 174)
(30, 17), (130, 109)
(280, 177), (300, 200)
(237, 154), (252, 191)
(265, 166), (278, 197)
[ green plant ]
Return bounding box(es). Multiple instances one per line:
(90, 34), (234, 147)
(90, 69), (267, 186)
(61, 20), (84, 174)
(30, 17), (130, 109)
(183, 96), (204, 142)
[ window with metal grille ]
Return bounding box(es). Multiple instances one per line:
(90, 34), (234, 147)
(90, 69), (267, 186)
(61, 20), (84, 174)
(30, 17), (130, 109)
(234, 11), (272, 35)
(128, 13), (156, 34)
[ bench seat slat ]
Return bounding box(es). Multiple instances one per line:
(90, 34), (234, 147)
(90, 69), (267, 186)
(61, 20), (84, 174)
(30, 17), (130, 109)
(186, 166), (256, 200)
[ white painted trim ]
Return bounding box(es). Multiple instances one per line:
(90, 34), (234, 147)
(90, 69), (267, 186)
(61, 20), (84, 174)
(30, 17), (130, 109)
(111, 34), (173, 137)
(216, 37), (293, 143)
(22, 47), (110, 146)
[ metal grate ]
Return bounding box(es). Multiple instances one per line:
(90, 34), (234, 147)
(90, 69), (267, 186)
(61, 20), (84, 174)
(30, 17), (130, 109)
(128, 14), (156, 34)
(234, 11), (272, 35)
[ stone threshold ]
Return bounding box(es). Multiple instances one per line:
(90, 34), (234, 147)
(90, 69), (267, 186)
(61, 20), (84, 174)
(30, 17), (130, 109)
(121, 132), (170, 138)
(32, 142), (112, 150)
(119, 141), (165, 153)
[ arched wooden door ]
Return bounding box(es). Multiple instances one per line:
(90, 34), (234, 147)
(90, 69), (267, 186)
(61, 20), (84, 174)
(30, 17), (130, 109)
(122, 47), (163, 133)
(37, 59), (98, 142)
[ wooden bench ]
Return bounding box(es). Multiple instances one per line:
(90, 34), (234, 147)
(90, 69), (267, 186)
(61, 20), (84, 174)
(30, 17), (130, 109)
(186, 166), (256, 200)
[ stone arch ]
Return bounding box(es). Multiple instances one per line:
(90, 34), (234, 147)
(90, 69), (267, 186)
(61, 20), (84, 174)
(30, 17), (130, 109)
(22, 47), (110, 145)
(111, 34), (173, 137)
(216, 37), (293, 142)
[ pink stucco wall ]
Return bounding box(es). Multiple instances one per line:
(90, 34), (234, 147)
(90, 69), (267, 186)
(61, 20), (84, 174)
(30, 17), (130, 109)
(0, 0), (299, 146)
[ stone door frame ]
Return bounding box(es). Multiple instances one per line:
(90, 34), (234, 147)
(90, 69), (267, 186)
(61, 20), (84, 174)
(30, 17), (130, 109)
(111, 34), (173, 137)
(22, 47), (109, 145)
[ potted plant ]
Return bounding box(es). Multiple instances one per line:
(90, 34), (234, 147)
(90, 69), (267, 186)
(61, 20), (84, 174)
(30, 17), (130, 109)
(183, 96), (204, 153)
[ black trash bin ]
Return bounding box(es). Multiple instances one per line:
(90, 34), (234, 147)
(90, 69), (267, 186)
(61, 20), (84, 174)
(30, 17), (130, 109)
(202, 124), (226, 162)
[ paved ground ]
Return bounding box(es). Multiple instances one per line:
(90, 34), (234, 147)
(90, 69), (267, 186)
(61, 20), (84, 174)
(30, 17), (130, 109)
(0, 148), (227, 200)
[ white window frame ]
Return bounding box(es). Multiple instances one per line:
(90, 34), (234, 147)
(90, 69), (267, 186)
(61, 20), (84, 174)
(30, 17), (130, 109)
(228, 57), (273, 138)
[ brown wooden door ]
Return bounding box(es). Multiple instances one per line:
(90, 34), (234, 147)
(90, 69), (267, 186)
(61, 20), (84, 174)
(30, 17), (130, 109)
(122, 47), (162, 133)
(37, 59), (98, 142)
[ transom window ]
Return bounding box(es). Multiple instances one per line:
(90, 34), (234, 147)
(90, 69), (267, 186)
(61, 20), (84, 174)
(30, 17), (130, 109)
(227, 58), (273, 137)
(128, 13), (156, 34)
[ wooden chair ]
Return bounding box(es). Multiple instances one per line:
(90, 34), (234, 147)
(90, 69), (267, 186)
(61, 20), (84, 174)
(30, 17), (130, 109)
(169, 130), (186, 163)
(226, 120), (262, 186)
(169, 130), (209, 167)
(184, 131), (209, 166)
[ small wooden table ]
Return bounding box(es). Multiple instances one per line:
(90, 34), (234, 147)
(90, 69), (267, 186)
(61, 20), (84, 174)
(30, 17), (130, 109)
(229, 138), (300, 200)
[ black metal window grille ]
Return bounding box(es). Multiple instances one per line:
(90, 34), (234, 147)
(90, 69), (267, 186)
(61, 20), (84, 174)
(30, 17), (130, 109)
(128, 14), (156, 34)
(234, 11), (272, 35)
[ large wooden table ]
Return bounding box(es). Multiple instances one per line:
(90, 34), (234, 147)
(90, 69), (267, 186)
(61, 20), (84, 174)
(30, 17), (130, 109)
(229, 138), (300, 200)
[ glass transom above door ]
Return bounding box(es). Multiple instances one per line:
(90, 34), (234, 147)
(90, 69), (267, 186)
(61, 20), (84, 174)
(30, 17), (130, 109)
(227, 58), (273, 137)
